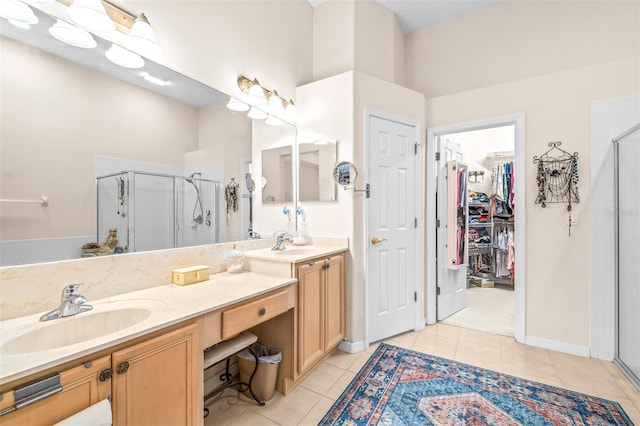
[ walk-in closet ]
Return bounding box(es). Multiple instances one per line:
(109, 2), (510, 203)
(441, 125), (516, 336)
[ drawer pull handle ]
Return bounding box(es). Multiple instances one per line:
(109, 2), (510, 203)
(99, 368), (113, 382)
(116, 361), (130, 374)
(258, 308), (266, 316)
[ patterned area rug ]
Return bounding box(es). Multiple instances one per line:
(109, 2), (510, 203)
(321, 343), (633, 425)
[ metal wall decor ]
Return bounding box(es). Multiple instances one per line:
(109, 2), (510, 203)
(533, 141), (580, 235)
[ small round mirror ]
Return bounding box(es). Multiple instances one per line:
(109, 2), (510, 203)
(333, 161), (358, 186)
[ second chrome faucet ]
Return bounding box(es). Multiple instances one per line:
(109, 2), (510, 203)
(40, 284), (93, 322)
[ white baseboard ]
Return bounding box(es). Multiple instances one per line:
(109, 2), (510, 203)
(338, 339), (367, 354)
(525, 335), (590, 357)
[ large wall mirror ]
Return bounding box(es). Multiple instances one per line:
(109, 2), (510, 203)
(0, 4), (296, 266)
(298, 141), (337, 202)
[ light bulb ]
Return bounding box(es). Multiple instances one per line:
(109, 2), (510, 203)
(267, 92), (285, 117)
(0, 0), (38, 26)
(226, 97), (250, 112)
(127, 12), (162, 57)
(105, 44), (145, 69)
(67, 0), (115, 33)
(247, 107), (268, 120)
(247, 80), (267, 106)
(49, 19), (97, 49)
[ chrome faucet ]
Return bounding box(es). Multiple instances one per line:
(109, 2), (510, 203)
(40, 284), (93, 321)
(271, 232), (292, 251)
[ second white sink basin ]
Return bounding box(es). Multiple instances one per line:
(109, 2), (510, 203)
(272, 247), (317, 256)
(1, 300), (163, 355)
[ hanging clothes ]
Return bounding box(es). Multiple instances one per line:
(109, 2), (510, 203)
(491, 161), (515, 217)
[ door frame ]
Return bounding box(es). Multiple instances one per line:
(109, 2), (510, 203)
(364, 108), (424, 346)
(426, 113), (526, 343)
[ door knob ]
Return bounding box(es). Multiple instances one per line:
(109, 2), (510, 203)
(371, 237), (388, 246)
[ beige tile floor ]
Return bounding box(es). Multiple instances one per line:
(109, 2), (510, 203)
(204, 324), (640, 425)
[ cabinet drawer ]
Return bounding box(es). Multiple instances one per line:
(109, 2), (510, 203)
(222, 290), (289, 339)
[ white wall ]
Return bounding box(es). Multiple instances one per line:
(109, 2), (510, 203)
(412, 1), (639, 352)
(119, 0), (313, 105)
(425, 59), (639, 349)
(405, 1), (639, 98)
(312, 0), (404, 84)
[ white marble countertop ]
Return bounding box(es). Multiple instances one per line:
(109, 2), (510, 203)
(244, 245), (348, 263)
(0, 272), (296, 387)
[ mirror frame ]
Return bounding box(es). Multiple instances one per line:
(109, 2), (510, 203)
(333, 161), (358, 187)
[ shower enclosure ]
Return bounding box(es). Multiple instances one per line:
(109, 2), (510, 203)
(96, 171), (220, 253)
(613, 123), (640, 390)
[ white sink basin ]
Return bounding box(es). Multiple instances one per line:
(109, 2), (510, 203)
(1, 300), (163, 354)
(273, 247), (317, 256)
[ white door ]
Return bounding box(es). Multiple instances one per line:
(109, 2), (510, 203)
(436, 136), (467, 320)
(367, 115), (418, 343)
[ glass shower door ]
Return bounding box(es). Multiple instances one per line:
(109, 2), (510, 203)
(615, 124), (640, 389)
(132, 172), (175, 252)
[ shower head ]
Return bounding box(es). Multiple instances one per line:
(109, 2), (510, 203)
(245, 173), (255, 192)
(185, 172), (202, 184)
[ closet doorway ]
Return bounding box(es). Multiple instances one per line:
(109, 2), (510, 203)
(441, 126), (515, 336)
(426, 114), (526, 342)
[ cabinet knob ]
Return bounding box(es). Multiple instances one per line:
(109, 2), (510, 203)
(116, 361), (130, 374)
(99, 368), (113, 382)
(258, 308), (266, 316)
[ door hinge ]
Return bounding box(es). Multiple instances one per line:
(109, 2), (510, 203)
(436, 219), (441, 228)
(414, 292), (417, 302)
(414, 142), (419, 155)
(436, 287), (441, 295)
(435, 152), (440, 161)
(414, 218), (418, 228)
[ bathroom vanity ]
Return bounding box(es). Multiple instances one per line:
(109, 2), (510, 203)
(0, 243), (347, 425)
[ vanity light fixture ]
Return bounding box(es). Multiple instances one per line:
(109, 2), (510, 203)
(49, 19), (97, 48)
(226, 97), (250, 112)
(247, 107), (268, 120)
(67, 0), (115, 33)
(141, 72), (168, 86)
(284, 99), (298, 123)
(267, 90), (285, 117)
(0, 0), (38, 27)
(235, 75), (297, 124)
(126, 12), (162, 58)
(105, 43), (144, 68)
(247, 81), (268, 106)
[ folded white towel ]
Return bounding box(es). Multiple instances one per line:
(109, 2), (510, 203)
(53, 398), (112, 426)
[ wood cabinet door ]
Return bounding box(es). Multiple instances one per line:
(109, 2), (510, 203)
(297, 261), (325, 373)
(325, 255), (345, 350)
(111, 323), (200, 426)
(0, 356), (111, 426)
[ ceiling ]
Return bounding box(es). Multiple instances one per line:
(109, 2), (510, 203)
(309, 0), (503, 34)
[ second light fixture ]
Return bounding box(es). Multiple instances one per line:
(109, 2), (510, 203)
(229, 76), (298, 125)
